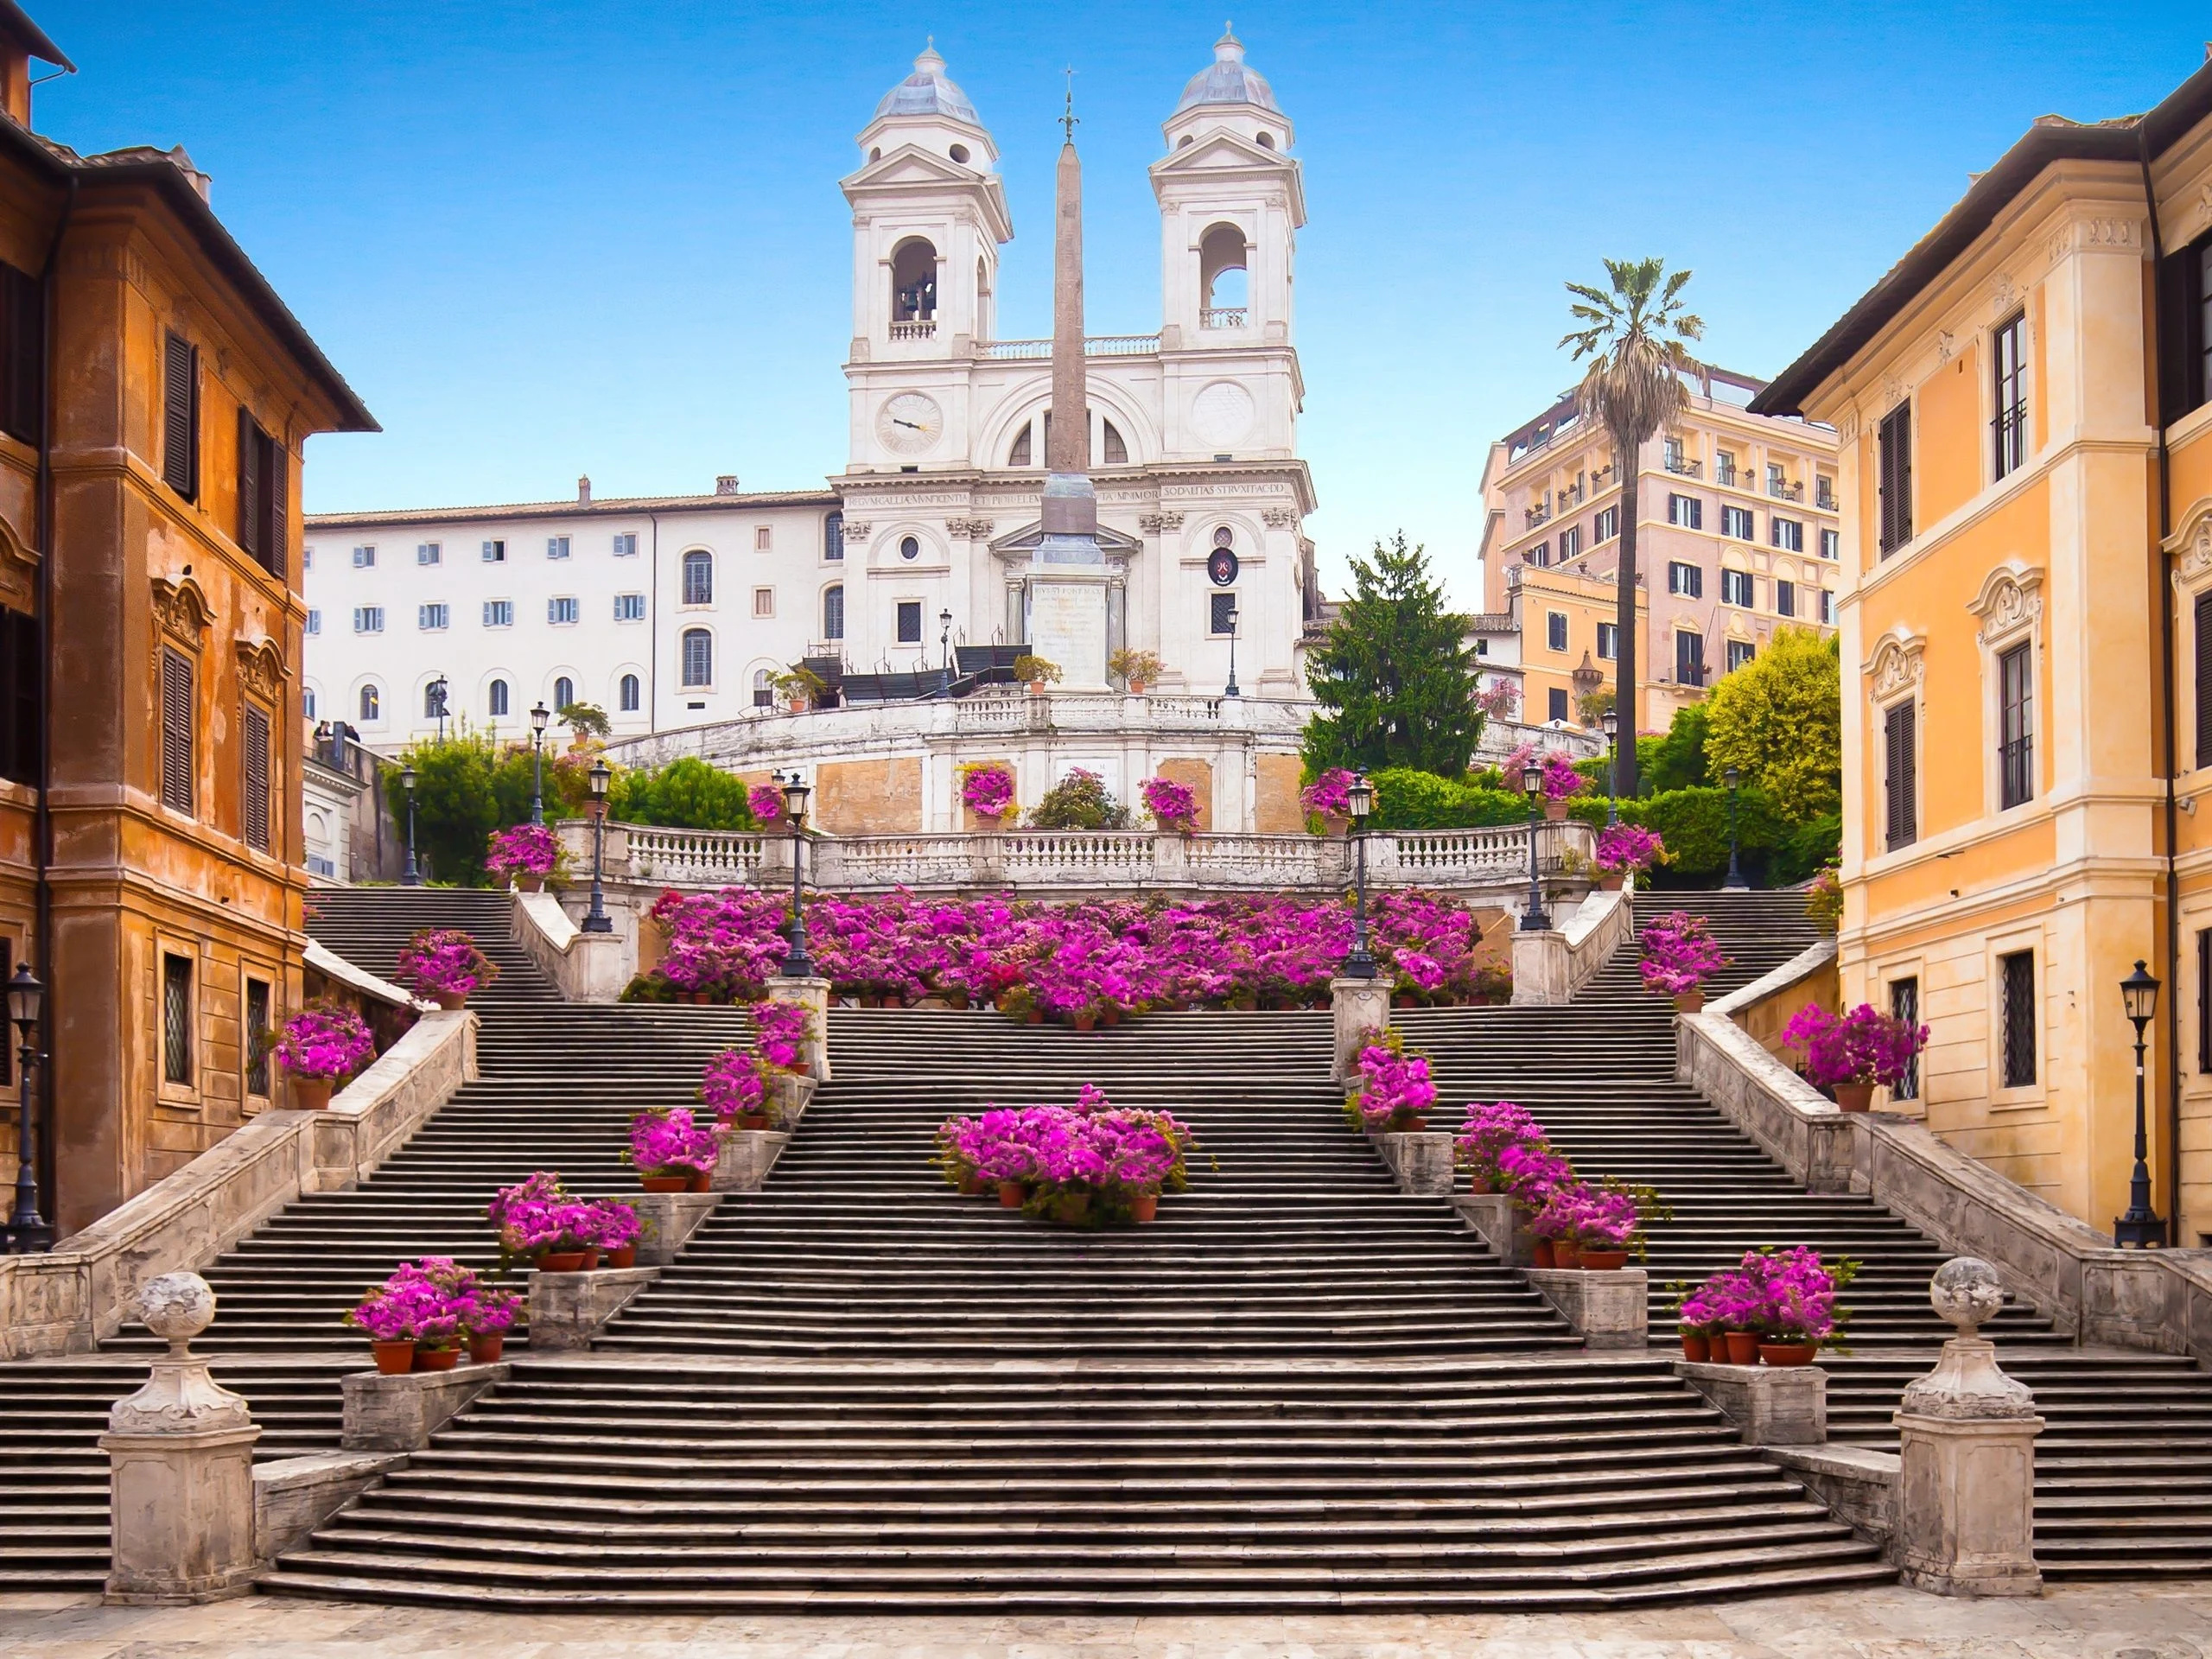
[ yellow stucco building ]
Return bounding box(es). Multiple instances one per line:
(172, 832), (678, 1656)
(1751, 54), (2212, 1244)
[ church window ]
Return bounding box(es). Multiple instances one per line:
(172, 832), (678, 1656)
(681, 628), (712, 687)
(753, 669), (773, 708)
(1200, 223), (1249, 321)
(890, 238), (938, 323)
(358, 682), (380, 723)
(1008, 423), (1033, 467)
(899, 535), (921, 562)
(488, 679), (508, 718)
(823, 511), (844, 562)
(1255, 130), (1275, 149)
(1102, 420), (1128, 465)
(1210, 593), (1238, 636)
(683, 550), (714, 606)
(896, 601), (923, 644)
(619, 674), (640, 713)
(554, 676), (575, 710)
(823, 584), (845, 641)
(950, 143), (969, 163)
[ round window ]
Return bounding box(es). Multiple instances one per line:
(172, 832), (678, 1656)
(1213, 526), (1235, 548)
(900, 535), (921, 561)
(950, 143), (969, 163)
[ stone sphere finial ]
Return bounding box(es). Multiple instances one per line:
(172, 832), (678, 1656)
(138, 1272), (216, 1349)
(1928, 1256), (2005, 1339)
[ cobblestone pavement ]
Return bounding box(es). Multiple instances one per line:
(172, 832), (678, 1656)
(2, 1583), (2209, 1658)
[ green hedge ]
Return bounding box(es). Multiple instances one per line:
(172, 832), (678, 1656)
(1370, 769), (1529, 830)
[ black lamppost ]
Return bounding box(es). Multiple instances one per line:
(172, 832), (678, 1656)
(1601, 707), (1620, 829)
(5, 963), (48, 1253)
(429, 676), (449, 744)
(2114, 960), (2166, 1249)
(529, 702), (550, 825)
(1342, 772), (1377, 981)
(400, 764), (422, 886)
(582, 760), (613, 934)
(938, 607), (954, 696)
(780, 772), (816, 977)
(1223, 601), (1241, 699)
(1519, 760), (1551, 931)
(1722, 765), (1748, 890)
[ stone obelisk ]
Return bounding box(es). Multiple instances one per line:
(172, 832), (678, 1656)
(1028, 92), (1110, 688)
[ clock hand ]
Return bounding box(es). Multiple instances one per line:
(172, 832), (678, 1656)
(892, 417), (924, 429)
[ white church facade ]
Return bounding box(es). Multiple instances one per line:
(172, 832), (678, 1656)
(302, 35), (1322, 755)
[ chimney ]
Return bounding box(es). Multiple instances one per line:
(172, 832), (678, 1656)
(715, 474), (741, 496)
(577, 474), (591, 505)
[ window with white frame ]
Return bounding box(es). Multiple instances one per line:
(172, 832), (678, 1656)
(1818, 588), (1834, 624)
(1776, 580), (1796, 619)
(1721, 505), (1754, 540)
(483, 600), (513, 628)
(1668, 493), (1702, 529)
(1720, 569), (1753, 607)
(352, 544), (375, 569)
(352, 606), (384, 633)
(1668, 562), (1702, 598)
(1594, 505), (1619, 542)
(553, 675), (575, 709)
(619, 673), (640, 712)
(482, 539), (505, 563)
(1771, 517), (1803, 552)
(302, 545), (315, 570)
(1821, 527), (1840, 560)
(488, 679), (509, 717)
(416, 541), (441, 566)
(753, 587), (775, 619)
(754, 526), (772, 551)
(549, 596), (579, 625)
(681, 628), (712, 687)
(613, 532), (638, 557)
(1557, 524), (1583, 560)
(1597, 621), (1618, 660)
(1546, 611), (1567, 652)
(305, 609), (321, 635)
(683, 550), (713, 605)
(547, 536), (570, 560)
(1726, 639), (1756, 673)
(418, 603), (448, 631)
(613, 593), (645, 621)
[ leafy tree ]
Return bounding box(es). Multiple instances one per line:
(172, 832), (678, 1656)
(1027, 768), (1129, 830)
(1638, 701), (1712, 796)
(385, 734), (500, 886)
(1703, 627), (1842, 823)
(1302, 533), (1484, 778)
(1561, 257), (1705, 798)
(559, 702), (611, 740)
(607, 758), (758, 830)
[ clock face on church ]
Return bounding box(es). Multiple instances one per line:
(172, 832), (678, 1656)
(876, 391), (943, 456)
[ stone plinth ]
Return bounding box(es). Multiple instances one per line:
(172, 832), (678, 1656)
(712, 1128), (790, 1192)
(99, 1273), (261, 1605)
(1374, 1130), (1454, 1195)
(765, 976), (832, 1081)
(1453, 1192), (1535, 1267)
(527, 1267), (658, 1351)
(1529, 1267), (1647, 1350)
(1510, 925), (1570, 1006)
(253, 1451), (405, 1560)
(341, 1362), (509, 1452)
(767, 1071), (817, 1131)
(1766, 1444), (1900, 1550)
(1675, 1360), (1827, 1446)
(632, 1191), (721, 1266)
(1330, 977), (1391, 1082)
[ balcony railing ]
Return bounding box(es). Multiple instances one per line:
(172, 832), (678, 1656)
(1815, 483), (1838, 510)
(1525, 503), (1552, 528)
(1665, 455), (1702, 477)
(889, 319), (937, 340)
(1199, 308), (1248, 330)
(1557, 481), (1586, 507)
(1768, 477), (1804, 502)
(977, 334), (1161, 359)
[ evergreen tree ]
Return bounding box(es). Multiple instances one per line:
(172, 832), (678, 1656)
(1301, 533), (1483, 778)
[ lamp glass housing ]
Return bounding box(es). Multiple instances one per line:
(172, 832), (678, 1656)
(400, 765), (416, 794)
(531, 702), (550, 735)
(1601, 709), (1618, 740)
(1723, 766), (1741, 791)
(1345, 774), (1373, 823)
(588, 760), (610, 801)
(6, 963), (41, 1032)
(1521, 761), (1542, 799)
(2121, 961), (2161, 1027)
(782, 776), (811, 826)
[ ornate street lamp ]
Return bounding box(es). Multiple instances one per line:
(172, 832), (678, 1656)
(938, 607), (955, 696)
(582, 760), (614, 934)
(429, 676), (449, 744)
(529, 702), (550, 825)
(400, 764), (422, 887)
(780, 772), (816, 977)
(1223, 601), (1241, 699)
(1342, 772), (1377, 981)
(5, 963), (48, 1253)
(1601, 707), (1620, 829)
(1519, 760), (1551, 931)
(2114, 960), (2166, 1249)
(1722, 765), (1748, 890)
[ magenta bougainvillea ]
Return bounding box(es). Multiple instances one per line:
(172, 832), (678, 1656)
(960, 764), (1016, 822)
(747, 785), (785, 824)
(485, 823), (559, 881)
(1540, 750), (1586, 803)
(1781, 1002), (1928, 1090)
(1638, 912), (1730, 997)
(1140, 775), (1199, 832)
(1592, 823), (1667, 875)
(1299, 768), (1355, 818)
(272, 1002), (374, 1082)
(395, 928), (499, 1000)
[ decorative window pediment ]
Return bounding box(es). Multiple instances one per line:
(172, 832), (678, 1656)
(1866, 627), (1927, 703)
(233, 636), (285, 702)
(1967, 561), (2044, 646)
(150, 575), (213, 652)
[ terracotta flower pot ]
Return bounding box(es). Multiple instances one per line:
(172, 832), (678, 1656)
(1127, 681), (1147, 696)
(688, 1170), (711, 1193)
(1834, 1082), (1875, 1114)
(640, 1173), (690, 1193)
(998, 1180), (1026, 1209)
(1722, 1331), (1760, 1366)
(1466, 1173), (1494, 1196)
(1072, 1011), (1097, 1033)
(1389, 1113), (1429, 1134)
(535, 1250), (588, 1273)
(1673, 989), (1706, 1014)
(1599, 873), (1624, 892)
(1543, 800), (1569, 823)
(1578, 1249), (1630, 1271)
(517, 874), (545, 893)
(1319, 812), (1350, 838)
(436, 991), (468, 1012)
(414, 1344), (461, 1372)
(605, 1245), (637, 1269)
(1552, 1238), (1583, 1269)
(467, 1333), (505, 1364)
(291, 1075), (334, 1112)
(1759, 1342), (1820, 1368)
(1052, 1192), (1091, 1227)
(1131, 1190), (1160, 1224)
(735, 1110), (770, 1131)
(1025, 1011), (1043, 1026)
(957, 1171), (984, 1196)
(582, 1248), (602, 1271)
(1680, 1332), (1711, 1363)
(1532, 1239), (1556, 1269)
(371, 1339), (416, 1376)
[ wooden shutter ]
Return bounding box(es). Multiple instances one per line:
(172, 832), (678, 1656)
(2196, 590), (2212, 771)
(1885, 702), (1916, 849)
(160, 646), (194, 815)
(161, 331), (198, 499)
(235, 407), (261, 565)
(2161, 243), (2202, 429)
(242, 703), (270, 852)
(266, 436), (287, 581)
(0, 263), (40, 446)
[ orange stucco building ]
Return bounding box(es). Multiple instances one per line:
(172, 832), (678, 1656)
(1752, 53), (2212, 1245)
(0, 3), (375, 1241)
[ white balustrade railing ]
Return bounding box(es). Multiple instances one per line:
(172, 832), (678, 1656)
(624, 825), (768, 885)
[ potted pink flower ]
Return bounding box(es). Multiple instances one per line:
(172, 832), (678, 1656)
(1540, 751), (1586, 822)
(485, 1171), (599, 1272)
(1299, 768), (1357, 836)
(583, 1198), (644, 1268)
(344, 1261), (464, 1375)
(626, 1108), (718, 1192)
(1141, 774), (1199, 834)
(1781, 1002), (1928, 1113)
(960, 763), (1016, 826)
(1346, 1035), (1436, 1134)
(747, 785), (785, 826)
(702, 1046), (771, 1128)
(1453, 1099), (1547, 1195)
(486, 823), (561, 893)
(396, 927), (499, 1010)
(270, 1001), (374, 1111)
(1638, 912), (1730, 1012)
(1592, 823), (1666, 891)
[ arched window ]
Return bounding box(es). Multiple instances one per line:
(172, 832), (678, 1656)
(890, 237), (938, 322)
(682, 550), (713, 606)
(619, 673), (640, 713)
(823, 510), (844, 563)
(1007, 421), (1033, 467)
(302, 686), (317, 721)
(823, 583), (845, 641)
(1102, 419), (1128, 466)
(1200, 222), (1249, 320)
(553, 675), (575, 710)
(681, 628), (713, 688)
(357, 684), (378, 722)
(488, 679), (509, 717)
(753, 668), (774, 709)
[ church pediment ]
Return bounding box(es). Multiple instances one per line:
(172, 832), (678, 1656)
(989, 519), (1143, 558)
(1147, 132), (1305, 222)
(842, 145), (1013, 238)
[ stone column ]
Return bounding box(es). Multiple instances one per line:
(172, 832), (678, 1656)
(1892, 1258), (2045, 1597)
(764, 974), (832, 1082)
(99, 1274), (261, 1605)
(1330, 976), (1391, 1083)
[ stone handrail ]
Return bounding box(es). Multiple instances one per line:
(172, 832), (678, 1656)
(1510, 875), (1632, 1005)
(1684, 942), (2212, 1355)
(511, 889), (630, 1001)
(626, 824), (766, 886)
(0, 1009), (477, 1359)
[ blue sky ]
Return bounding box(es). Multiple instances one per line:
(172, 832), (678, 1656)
(27, 0), (2202, 604)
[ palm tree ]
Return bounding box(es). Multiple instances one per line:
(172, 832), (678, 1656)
(1561, 258), (1703, 800)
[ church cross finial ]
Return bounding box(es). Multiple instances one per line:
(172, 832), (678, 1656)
(1061, 66), (1077, 141)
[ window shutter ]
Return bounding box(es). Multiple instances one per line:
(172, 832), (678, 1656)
(1884, 702), (1916, 849)
(242, 704), (271, 852)
(2196, 591), (2212, 771)
(1894, 405), (1912, 546)
(162, 332), (198, 498)
(235, 407), (261, 563)
(160, 646), (194, 815)
(2161, 245), (2198, 428)
(0, 263), (40, 445)
(266, 437), (287, 581)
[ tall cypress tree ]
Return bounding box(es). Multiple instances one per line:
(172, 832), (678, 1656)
(1301, 533), (1483, 778)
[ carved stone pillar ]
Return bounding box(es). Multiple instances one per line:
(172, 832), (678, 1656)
(1330, 976), (1391, 1083)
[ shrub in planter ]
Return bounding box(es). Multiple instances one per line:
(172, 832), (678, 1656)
(937, 1088), (1201, 1225)
(1027, 768), (1128, 830)
(700, 1046), (770, 1125)
(1344, 1031), (1436, 1132)
(486, 1171), (598, 1268)
(1453, 1099), (1548, 1193)
(750, 1000), (813, 1071)
(1107, 647), (1162, 693)
(1638, 912), (1730, 1005)
(1592, 823), (1667, 883)
(1781, 1002), (1927, 1109)
(1140, 775), (1199, 833)
(1675, 1247), (1859, 1363)
(747, 785), (785, 825)
(395, 928), (499, 1006)
(486, 823), (561, 889)
(345, 1260), (466, 1372)
(1299, 767), (1356, 831)
(582, 1198), (643, 1262)
(272, 1002), (374, 1106)
(1803, 865), (1842, 935)
(959, 762), (1016, 824)
(626, 1108), (718, 1188)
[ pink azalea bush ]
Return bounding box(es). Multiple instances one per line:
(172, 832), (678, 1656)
(1497, 1138), (1578, 1209)
(485, 823), (559, 882)
(1299, 768), (1356, 819)
(934, 1084), (1199, 1225)
(1347, 1035), (1437, 1130)
(272, 1001), (374, 1082)
(485, 1171), (611, 1256)
(1593, 823), (1667, 876)
(748, 785), (785, 823)
(583, 1197), (642, 1252)
(1639, 912), (1730, 998)
(626, 1107), (718, 1177)
(1541, 750), (1586, 803)
(1530, 1184), (1642, 1251)
(752, 1000), (812, 1070)
(345, 1260), (465, 1346)
(1781, 1002), (1928, 1090)
(395, 928), (499, 1000)
(645, 888), (789, 999)
(700, 1046), (768, 1122)
(1141, 775), (1199, 832)
(1454, 1100), (1548, 1189)
(960, 763), (1016, 823)
(1675, 1247), (1859, 1343)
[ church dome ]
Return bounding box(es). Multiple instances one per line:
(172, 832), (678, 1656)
(1173, 29), (1280, 116)
(874, 45), (982, 126)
